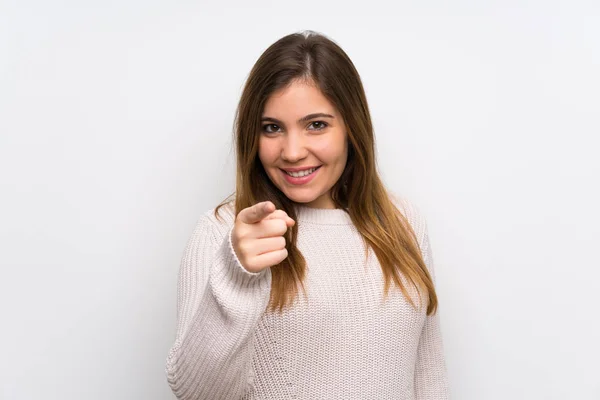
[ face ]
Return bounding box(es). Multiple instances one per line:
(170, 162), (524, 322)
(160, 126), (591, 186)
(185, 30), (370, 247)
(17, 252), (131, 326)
(258, 79), (348, 209)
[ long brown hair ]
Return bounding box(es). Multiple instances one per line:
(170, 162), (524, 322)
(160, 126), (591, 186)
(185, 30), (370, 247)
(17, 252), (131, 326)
(215, 31), (438, 315)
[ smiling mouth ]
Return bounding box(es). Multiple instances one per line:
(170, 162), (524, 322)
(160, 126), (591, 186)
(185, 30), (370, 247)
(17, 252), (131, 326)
(281, 166), (322, 178)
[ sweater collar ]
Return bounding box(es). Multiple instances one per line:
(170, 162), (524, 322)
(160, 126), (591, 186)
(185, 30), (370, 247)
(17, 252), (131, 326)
(293, 203), (353, 225)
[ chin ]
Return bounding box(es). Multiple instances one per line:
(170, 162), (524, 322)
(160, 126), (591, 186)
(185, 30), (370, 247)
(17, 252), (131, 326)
(280, 189), (320, 205)
(285, 194), (317, 204)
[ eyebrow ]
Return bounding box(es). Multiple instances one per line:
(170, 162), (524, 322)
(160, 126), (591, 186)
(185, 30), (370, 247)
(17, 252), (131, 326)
(260, 113), (335, 125)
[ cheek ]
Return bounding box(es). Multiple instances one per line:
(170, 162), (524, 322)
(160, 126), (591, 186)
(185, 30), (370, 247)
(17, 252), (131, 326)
(341, 140), (349, 163)
(314, 137), (347, 164)
(257, 139), (269, 163)
(258, 140), (279, 169)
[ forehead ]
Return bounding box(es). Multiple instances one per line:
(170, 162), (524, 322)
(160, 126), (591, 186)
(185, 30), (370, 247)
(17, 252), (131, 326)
(262, 81), (337, 117)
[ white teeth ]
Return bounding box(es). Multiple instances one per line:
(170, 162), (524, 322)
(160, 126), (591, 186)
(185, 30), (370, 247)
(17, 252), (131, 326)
(285, 167), (318, 178)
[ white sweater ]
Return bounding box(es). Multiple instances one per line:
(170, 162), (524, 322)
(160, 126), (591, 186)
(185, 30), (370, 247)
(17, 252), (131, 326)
(165, 196), (450, 399)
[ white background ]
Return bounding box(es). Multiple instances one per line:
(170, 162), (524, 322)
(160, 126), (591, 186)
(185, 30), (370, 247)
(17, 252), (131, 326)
(1, 1), (599, 399)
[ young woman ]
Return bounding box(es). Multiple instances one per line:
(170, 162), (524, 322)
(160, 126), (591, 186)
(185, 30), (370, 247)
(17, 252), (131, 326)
(166, 31), (450, 399)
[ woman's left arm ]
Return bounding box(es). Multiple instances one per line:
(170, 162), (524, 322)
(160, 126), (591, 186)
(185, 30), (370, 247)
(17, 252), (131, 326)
(413, 209), (451, 399)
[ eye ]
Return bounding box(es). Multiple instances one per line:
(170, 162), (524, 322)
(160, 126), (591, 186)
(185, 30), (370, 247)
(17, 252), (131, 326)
(308, 121), (328, 131)
(262, 124), (281, 134)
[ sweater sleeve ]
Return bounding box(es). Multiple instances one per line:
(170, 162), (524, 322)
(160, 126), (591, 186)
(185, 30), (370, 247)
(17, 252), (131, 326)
(165, 215), (272, 400)
(413, 212), (451, 399)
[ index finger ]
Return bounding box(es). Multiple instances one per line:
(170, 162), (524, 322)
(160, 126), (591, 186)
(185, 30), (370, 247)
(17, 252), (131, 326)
(238, 201), (275, 224)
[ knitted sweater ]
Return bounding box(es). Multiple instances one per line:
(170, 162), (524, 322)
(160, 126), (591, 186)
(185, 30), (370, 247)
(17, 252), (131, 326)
(165, 196), (450, 399)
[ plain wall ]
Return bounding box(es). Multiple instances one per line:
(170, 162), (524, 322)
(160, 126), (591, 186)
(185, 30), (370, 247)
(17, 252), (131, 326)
(1, 1), (599, 399)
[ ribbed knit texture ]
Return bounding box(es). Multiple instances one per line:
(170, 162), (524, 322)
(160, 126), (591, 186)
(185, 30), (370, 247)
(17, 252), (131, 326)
(165, 196), (450, 399)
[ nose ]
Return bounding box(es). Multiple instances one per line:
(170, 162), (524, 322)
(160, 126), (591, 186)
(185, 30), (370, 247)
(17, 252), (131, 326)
(280, 131), (308, 163)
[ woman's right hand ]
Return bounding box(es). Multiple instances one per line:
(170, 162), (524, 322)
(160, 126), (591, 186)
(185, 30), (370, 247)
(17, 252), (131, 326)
(231, 201), (296, 273)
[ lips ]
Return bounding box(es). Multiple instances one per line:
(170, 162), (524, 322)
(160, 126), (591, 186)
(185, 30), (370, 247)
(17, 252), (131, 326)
(282, 166), (321, 178)
(280, 166), (321, 185)
(280, 165), (322, 173)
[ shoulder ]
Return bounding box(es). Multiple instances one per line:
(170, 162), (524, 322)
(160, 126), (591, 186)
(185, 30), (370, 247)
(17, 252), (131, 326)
(190, 200), (237, 243)
(388, 192), (438, 278)
(388, 191), (429, 244)
(204, 200), (236, 224)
